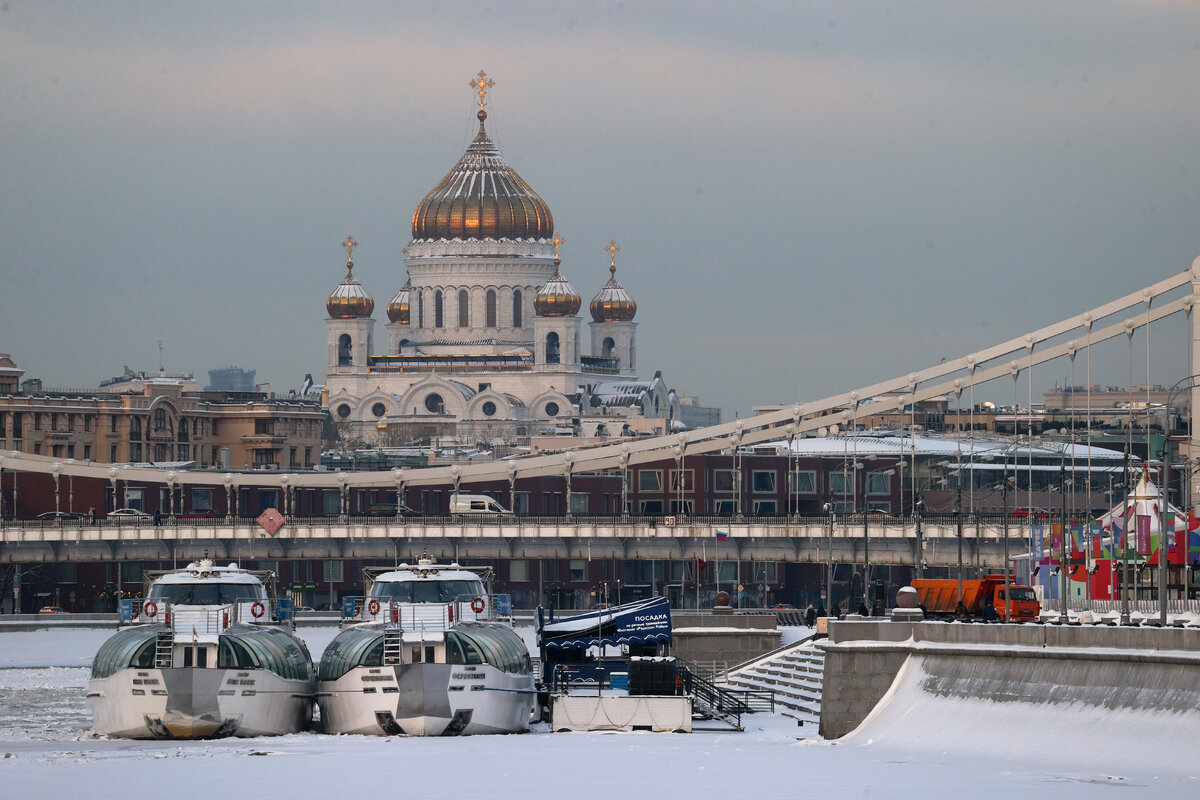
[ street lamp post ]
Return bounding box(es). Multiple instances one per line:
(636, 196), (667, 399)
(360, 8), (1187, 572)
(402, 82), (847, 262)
(823, 502), (834, 612)
(50, 462), (61, 514)
(1059, 460), (1069, 622)
(915, 500), (925, 579)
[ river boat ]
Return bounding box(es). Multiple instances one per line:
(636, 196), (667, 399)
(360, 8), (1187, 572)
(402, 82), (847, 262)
(86, 559), (316, 738)
(317, 559), (533, 736)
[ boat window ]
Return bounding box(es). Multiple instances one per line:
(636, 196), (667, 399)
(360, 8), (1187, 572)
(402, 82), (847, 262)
(90, 628), (157, 679)
(148, 582), (264, 604)
(218, 636), (261, 670)
(218, 627), (311, 681)
(445, 626), (530, 673)
(372, 579), (485, 604)
(318, 627), (386, 681)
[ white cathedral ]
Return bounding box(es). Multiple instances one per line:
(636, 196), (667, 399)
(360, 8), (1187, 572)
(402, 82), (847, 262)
(322, 73), (718, 447)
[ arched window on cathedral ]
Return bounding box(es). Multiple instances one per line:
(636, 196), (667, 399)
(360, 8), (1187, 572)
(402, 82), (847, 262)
(513, 290), (523, 328)
(434, 291), (444, 328)
(458, 289), (469, 328)
(485, 290), (497, 328)
(602, 337), (616, 359)
(545, 332), (560, 364)
(338, 333), (352, 366)
(418, 293), (424, 328)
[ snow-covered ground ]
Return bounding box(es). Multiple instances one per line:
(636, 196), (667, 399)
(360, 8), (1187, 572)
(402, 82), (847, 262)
(2, 625), (1196, 797)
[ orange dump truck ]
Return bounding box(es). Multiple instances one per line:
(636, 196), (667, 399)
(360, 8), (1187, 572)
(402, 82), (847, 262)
(910, 576), (1040, 622)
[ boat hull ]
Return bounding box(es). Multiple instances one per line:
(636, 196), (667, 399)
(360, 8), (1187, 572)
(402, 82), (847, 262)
(318, 663), (533, 736)
(87, 667), (314, 739)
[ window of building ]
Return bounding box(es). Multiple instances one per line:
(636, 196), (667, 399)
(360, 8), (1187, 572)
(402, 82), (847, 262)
(111, 415), (118, 433)
(714, 499), (736, 515)
(512, 492), (530, 515)
(154, 408), (168, 431)
(829, 471), (850, 495)
(84, 415), (92, 432)
(512, 290), (522, 328)
(424, 393), (444, 413)
(639, 499), (664, 514)
(485, 290), (497, 327)
(789, 470), (817, 494)
(544, 401), (560, 417)
(752, 470), (777, 493)
(545, 332), (560, 364)
(713, 469), (736, 492)
(832, 500), (854, 514)
(371, 402), (386, 418)
(66, 444), (75, 458)
(110, 444), (119, 461)
(457, 289), (469, 328)
(752, 561), (778, 584)
(337, 334), (352, 366)
(481, 401), (497, 417)
(33, 413), (42, 431)
(569, 493), (589, 514)
(753, 499), (777, 515)
(718, 562), (738, 583)
(867, 470), (892, 495)
(602, 336), (615, 358)
(669, 499), (694, 514)
(323, 560), (343, 582)
(83, 444), (91, 459)
(669, 469), (694, 491)
(193, 488), (213, 511)
(434, 290), (444, 328)
(418, 293), (424, 327)
(336, 404), (351, 419)
(255, 419), (274, 435)
(569, 559), (587, 582)
(509, 559), (528, 582)
(638, 470), (663, 492)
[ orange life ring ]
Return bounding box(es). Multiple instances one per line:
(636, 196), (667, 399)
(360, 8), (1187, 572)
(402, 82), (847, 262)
(367, 598), (381, 616)
(251, 601), (265, 618)
(143, 600), (157, 618)
(470, 597), (485, 613)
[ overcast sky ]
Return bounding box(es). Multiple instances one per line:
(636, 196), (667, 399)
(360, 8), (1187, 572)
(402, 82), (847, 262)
(3, 1), (1199, 417)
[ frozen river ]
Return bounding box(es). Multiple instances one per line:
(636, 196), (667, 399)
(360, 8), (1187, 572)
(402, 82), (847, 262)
(2, 627), (1196, 798)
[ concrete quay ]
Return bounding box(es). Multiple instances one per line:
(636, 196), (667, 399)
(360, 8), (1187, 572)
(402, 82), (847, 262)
(818, 619), (1200, 739)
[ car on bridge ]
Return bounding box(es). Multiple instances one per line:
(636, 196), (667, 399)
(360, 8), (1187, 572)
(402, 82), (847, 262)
(38, 606), (68, 615)
(35, 511), (86, 521)
(361, 503), (422, 517)
(1011, 507), (1052, 519)
(107, 508), (153, 520)
(177, 509), (218, 519)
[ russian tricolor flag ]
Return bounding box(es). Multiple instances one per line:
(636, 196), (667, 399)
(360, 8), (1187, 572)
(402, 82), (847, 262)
(716, 530), (728, 541)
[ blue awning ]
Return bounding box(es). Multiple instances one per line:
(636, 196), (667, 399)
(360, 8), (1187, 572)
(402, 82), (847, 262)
(539, 597), (672, 651)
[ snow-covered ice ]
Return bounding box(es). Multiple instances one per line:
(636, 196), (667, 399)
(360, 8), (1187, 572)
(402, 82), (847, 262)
(1, 625), (1196, 798)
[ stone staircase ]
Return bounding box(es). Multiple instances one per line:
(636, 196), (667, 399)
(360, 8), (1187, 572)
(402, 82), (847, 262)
(720, 639), (825, 726)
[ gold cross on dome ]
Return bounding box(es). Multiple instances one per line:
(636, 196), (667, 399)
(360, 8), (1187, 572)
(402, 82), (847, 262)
(605, 240), (621, 268)
(551, 233), (566, 260)
(469, 70), (495, 112)
(342, 235), (358, 263)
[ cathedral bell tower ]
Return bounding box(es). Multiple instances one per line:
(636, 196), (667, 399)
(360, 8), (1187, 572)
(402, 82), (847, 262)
(588, 240), (637, 376)
(325, 235), (376, 372)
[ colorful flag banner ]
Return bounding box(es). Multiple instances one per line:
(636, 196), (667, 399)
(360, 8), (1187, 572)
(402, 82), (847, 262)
(1032, 525), (1044, 560)
(1137, 515), (1151, 556)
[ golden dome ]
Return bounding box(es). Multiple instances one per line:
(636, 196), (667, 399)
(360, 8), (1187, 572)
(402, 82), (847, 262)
(387, 277), (411, 324)
(590, 265), (637, 322)
(534, 261), (581, 317)
(411, 110), (554, 242)
(326, 260), (374, 319)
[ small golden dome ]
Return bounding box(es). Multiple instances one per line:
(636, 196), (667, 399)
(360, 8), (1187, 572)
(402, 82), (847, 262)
(387, 277), (411, 324)
(534, 261), (581, 317)
(326, 261), (374, 319)
(590, 264), (637, 322)
(411, 110), (554, 242)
